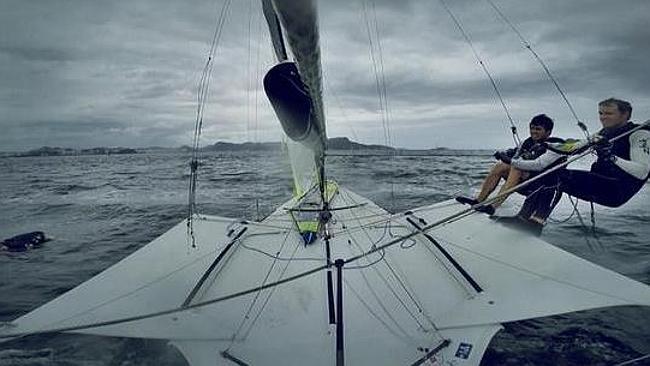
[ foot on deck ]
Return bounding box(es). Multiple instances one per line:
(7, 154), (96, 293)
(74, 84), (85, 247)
(455, 196), (479, 206)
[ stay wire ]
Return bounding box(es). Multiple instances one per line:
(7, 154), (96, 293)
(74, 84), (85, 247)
(361, 1), (391, 149)
(335, 195), (417, 341)
(370, 0), (398, 213)
(571, 198), (605, 252)
(485, 0), (590, 139)
(438, 0), (521, 148)
(341, 192), (431, 333)
(344, 278), (409, 343)
(188, 0), (233, 247)
(342, 193), (463, 335)
(533, 186), (599, 253)
(239, 241), (324, 263)
(547, 194), (579, 224)
(241, 235), (306, 341)
(380, 245), (438, 330)
(339, 224), (418, 343)
(361, 1), (397, 213)
(371, 1), (393, 148)
(252, 6), (265, 221)
(227, 226), (293, 347)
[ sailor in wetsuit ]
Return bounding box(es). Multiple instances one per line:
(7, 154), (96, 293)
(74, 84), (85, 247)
(503, 98), (650, 233)
(456, 114), (565, 215)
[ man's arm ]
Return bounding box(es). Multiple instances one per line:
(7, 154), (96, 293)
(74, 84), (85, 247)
(613, 129), (650, 180)
(510, 150), (564, 172)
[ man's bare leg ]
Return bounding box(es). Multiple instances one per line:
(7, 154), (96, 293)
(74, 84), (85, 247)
(491, 167), (524, 207)
(476, 162), (511, 202)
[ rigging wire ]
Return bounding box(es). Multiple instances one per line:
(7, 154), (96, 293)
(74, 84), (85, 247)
(340, 191), (438, 333)
(571, 198), (605, 252)
(371, 1), (393, 149)
(335, 219), (419, 343)
(188, 0), (233, 248)
(438, 0), (522, 148)
(372, 1), (400, 213)
(485, 0), (590, 139)
(241, 235), (305, 341)
(344, 278), (410, 343)
(227, 227), (293, 347)
(335, 193), (421, 339)
(252, 6), (266, 221)
(246, 0), (253, 143)
(239, 241), (325, 263)
(361, 0), (391, 149)
(361, 0), (398, 212)
(379, 223), (438, 329)
(245, 0), (255, 220)
(343, 235), (415, 340)
(533, 184), (602, 252)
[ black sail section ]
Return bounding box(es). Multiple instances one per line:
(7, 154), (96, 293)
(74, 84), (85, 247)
(264, 62), (320, 148)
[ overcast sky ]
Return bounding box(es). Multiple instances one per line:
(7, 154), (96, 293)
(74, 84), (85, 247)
(1, 0), (649, 151)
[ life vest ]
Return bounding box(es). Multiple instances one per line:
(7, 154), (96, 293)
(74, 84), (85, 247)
(592, 122), (650, 183)
(510, 136), (565, 161)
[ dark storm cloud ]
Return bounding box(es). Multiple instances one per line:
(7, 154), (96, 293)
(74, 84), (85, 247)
(1, 0), (649, 151)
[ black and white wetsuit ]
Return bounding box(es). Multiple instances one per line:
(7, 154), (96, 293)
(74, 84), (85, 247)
(508, 137), (566, 196)
(517, 122), (650, 220)
(503, 136), (564, 163)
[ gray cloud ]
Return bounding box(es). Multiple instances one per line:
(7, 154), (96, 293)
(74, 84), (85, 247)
(1, 0), (649, 151)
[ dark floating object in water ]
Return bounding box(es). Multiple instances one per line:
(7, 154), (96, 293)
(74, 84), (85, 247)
(1, 231), (51, 252)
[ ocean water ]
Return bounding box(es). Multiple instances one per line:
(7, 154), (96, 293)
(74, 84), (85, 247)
(1, 151), (649, 366)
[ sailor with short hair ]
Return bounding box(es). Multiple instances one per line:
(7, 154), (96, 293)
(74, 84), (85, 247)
(456, 114), (566, 215)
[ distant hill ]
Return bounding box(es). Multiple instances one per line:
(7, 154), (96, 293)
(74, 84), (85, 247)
(203, 137), (395, 151)
(203, 141), (280, 151)
(327, 137), (393, 151)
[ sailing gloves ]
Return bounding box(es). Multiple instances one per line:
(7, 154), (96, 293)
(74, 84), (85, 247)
(594, 138), (616, 162)
(493, 150), (513, 164)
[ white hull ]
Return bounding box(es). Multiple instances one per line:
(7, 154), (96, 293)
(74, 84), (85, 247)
(4, 186), (650, 365)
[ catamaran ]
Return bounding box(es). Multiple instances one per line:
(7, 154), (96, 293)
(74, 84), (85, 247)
(2, 1), (650, 365)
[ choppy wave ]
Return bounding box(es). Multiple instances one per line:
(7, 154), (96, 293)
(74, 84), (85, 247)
(50, 183), (126, 195)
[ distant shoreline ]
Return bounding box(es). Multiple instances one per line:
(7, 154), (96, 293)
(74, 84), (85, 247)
(1, 137), (493, 158)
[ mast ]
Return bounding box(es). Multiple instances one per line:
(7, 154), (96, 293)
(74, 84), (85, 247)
(262, 0), (328, 202)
